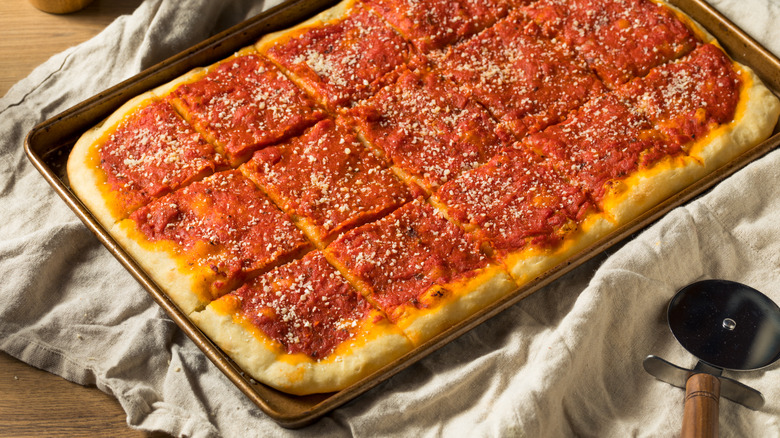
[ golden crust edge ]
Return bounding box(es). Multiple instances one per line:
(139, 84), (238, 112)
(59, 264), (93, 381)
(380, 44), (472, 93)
(398, 264), (516, 346)
(504, 215), (616, 286)
(690, 65), (780, 171)
(110, 219), (213, 315)
(190, 300), (413, 395)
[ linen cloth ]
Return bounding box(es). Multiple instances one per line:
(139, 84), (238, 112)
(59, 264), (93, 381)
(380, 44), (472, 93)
(1, 0), (779, 436)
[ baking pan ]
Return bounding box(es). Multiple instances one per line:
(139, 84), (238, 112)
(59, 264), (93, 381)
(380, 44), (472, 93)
(24, 0), (780, 428)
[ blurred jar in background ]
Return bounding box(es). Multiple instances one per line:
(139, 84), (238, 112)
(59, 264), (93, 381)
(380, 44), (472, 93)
(28, 0), (95, 14)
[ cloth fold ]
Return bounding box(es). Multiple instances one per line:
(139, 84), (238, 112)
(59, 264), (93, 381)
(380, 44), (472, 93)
(1, 0), (779, 436)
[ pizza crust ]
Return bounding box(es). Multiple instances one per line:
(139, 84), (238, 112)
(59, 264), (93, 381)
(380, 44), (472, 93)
(190, 296), (413, 395)
(690, 65), (780, 171)
(324, 240), (517, 346)
(111, 219), (216, 314)
(398, 264), (515, 346)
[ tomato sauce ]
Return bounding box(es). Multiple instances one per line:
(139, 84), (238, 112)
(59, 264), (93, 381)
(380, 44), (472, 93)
(437, 147), (592, 252)
(131, 170), (309, 294)
(522, 93), (676, 203)
(327, 200), (489, 319)
(242, 118), (411, 243)
(521, 0), (699, 87)
(234, 252), (370, 359)
(365, 0), (510, 52)
(436, 11), (605, 138)
(266, 5), (412, 110)
(347, 68), (509, 190)
(100, 100), (222, 215)
(169, 54), (324, 166)
(617, 43), (741, 147)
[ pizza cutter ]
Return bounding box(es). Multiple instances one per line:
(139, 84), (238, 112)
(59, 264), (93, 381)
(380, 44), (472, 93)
(643, 279), (780, 438)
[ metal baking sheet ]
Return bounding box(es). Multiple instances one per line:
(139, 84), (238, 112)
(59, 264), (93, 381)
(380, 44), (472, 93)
(24, 0), (780, 428)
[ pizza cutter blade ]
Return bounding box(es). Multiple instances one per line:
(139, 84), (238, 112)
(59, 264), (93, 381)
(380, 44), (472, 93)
(643, 279), (780, 438)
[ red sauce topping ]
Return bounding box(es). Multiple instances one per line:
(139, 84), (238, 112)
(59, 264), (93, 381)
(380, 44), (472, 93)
(265, 6), (413, 110)
(522, 93), (676, 203)
(233, 251), (371, 359)
(169, 54), (325, 166)
(348, 67), (509, 190)
(365, 0), (510, 52)
(242, 118), (411, 244)
(436, 11), (605, 138)
(522, 0), (699, 87)
(519, 0), (569, 38)
(617, 43), (742, 147)
(327, 199), (489, 320)
(437, 147), (592, 251)
(130, 170), (309, 295)
(100, 100), (222, 215)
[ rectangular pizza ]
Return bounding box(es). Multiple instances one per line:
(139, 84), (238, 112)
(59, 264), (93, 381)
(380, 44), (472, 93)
(66, 0), (780, 395)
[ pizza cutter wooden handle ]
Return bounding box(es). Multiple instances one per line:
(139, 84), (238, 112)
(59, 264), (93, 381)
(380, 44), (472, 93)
(681, 372), (721, 438)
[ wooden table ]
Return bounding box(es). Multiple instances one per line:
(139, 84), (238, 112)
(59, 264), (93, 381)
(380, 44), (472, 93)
(1, 0), (141, 96)
(0, 1), (166, 436)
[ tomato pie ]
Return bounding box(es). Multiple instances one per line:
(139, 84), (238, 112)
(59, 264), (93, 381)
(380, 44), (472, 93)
(67, 0), (780, 394)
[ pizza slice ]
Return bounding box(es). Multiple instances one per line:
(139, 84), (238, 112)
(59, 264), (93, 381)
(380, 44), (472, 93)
(67, 94), (225, 228)
(324, 199), (515, 345)
(258, 1), (414, 112)
(191, 251), (413, 395)
(520, 92), (695, 224)
(434, 10), (605, 138)
(240, 118), (412, 248)
(616, 42), (780, 172)
(111, 170), (311, 314)
(522, 47), (779, 226)
(431, 147), (608, 285)
(363, 0), (511, 52)
(521, 0), (700, 87)
(347, 66), (511, 192)
(160, 47), (325, 166)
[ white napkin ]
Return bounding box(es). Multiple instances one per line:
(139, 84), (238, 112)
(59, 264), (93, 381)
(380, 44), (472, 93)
(1, 1), (778, 436)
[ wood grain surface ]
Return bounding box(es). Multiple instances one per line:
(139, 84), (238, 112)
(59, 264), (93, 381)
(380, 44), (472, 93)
(0, 352), (167, 437)
(0, 0), (140, 96)
(0, 1), (167, 436)
(681, 372), (721, 438)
